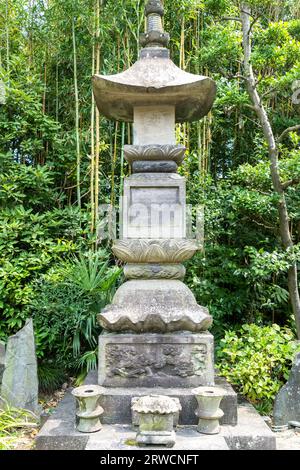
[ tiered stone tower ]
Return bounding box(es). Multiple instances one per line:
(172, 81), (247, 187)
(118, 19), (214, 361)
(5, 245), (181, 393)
(92, 0), (227, 424)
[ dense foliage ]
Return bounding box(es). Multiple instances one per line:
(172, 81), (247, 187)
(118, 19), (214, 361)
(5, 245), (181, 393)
(0, 0), (299, 397)
(217, 324), (300, 413)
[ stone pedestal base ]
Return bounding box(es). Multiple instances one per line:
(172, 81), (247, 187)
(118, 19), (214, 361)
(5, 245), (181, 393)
(97, 380), (237, 426)
(98, 279), (212, 333)
(35, 389), (276, 450)
(98, 332), (214, 388)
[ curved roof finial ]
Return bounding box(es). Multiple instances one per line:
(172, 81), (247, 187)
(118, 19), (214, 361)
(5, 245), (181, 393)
(140, 1), (170, 50)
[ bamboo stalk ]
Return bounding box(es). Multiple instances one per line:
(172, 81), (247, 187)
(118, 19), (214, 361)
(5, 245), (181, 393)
(119, 122), (126, 200)
(110, 121), (119, 207)
(55, 62), (59, 122)
(5, 0), (10, 76)
(90, 39), (95, 233)
(72, 16), (81, 209)
(94, 0), (101, 236)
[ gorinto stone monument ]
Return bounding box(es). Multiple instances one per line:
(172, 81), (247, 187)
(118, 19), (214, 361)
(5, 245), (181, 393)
(93, 0), (218, 423)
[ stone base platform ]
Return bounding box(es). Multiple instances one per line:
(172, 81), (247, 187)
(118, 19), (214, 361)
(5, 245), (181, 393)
(98, 379), (237, 426)
(89, 369), (236, 426)
(35, 389), (276, 450)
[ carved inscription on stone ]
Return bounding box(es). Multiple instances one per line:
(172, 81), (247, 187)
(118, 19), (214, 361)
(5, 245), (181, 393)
(105, 343), (207, 379)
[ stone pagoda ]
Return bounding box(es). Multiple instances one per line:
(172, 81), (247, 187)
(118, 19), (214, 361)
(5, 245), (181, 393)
(35, 2), (277, 449)
(92, 0), (229, 424)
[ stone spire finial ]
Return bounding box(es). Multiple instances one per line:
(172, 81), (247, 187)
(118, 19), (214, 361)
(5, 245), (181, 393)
(140, 0), (170, 50)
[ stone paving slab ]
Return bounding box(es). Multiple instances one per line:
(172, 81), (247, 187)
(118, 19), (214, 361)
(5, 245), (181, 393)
(86, 426), (229, 450)
(35, 388), (276, 450)
(276, 430), (300, 450)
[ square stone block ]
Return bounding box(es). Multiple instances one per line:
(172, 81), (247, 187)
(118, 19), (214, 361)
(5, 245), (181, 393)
(133, 105), (175, 145)
(98, 332), (214, 388)
(121, 173), (186, 239)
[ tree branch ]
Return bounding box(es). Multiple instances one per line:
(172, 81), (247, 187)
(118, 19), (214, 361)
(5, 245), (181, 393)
(220, 17), (242, 22)
(260, 87), (277, 100)
(282, 178), (300, 190)
(277, 125), (300, 143)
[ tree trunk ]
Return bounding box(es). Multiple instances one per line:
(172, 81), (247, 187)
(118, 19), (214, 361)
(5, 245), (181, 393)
(241, 3), (300, 337)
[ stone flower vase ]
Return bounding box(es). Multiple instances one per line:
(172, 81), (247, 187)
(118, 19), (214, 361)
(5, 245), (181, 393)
(72, 385), (104, 433)
(192, 387), (225, 435)
(131, 395), (182, 447)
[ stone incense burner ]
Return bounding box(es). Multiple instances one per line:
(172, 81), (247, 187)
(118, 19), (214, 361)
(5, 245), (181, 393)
(132, 395), (181, 446)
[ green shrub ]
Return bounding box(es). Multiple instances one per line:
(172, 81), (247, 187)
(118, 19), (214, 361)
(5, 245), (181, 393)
(38, 362), (67, 394)
(0, 205), (92, 339)
(216, 323), (300, 413)
(29, 250), (121, 376)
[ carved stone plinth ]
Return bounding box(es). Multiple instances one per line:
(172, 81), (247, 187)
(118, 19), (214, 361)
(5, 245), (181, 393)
(98, 332), (214, 388)
(113, 239), (199, 264)
(124, 144), (186, 165)
(98, 280), (212, 333)
(124, 263), (186, 280)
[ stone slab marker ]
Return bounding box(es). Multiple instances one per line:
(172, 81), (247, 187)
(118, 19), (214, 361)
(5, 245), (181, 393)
(0, 341), (5, 385)
(1, 319), (39, 414)
(273, 352), (300, 427)
(92, 0), (233, 424)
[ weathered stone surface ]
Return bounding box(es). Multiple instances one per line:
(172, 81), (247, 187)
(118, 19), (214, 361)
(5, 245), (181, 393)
(92, 372), (237, 426)
(192, 386), (225, 435)
(132, 161), (177, 173)
(133, 106), (175, 145)
(145, 0), (164, 18)
(140, 47), (170, 59)
(98, 332), (214, 388)
(133, 395), (181, 447)
(124, 263), (186, 280)
(113, 239), (199, 264)
(132, 395), (181, 415)
(124, 144), (186, 165)
(289, 420), (300, 428)
(35, 391), (89, 450)
(98, 280), (212, 333)
(132, 396), (181, 427)
(72, 385), (104, 433)
(0, 341), (5, 385)
(92, 57), (216, 123)
(140, 30), (170, 49)
(273, 352), (300, 427)
(222, 400), (276, 450)
(121, 173), (186, 239)
(35, 387), (275, 450)
(1, 319), (39, 414)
